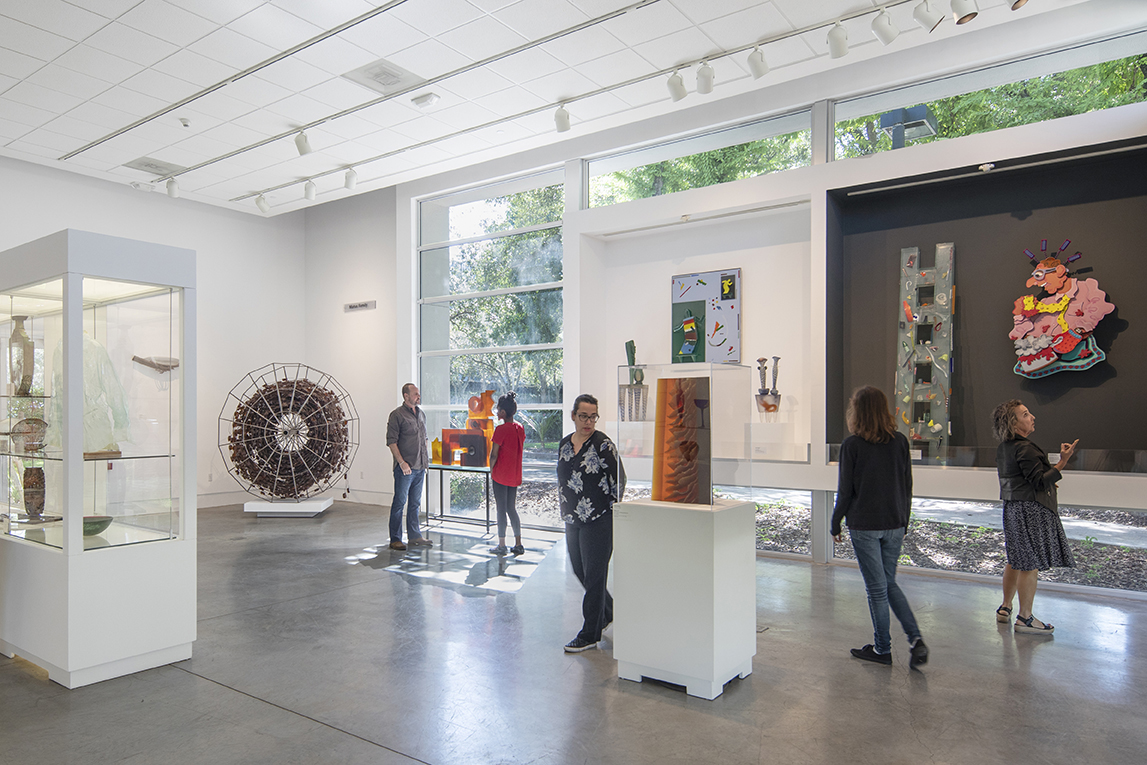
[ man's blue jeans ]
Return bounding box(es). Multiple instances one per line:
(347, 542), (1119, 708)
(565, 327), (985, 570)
(849, 527), (921, 654)
(390, 465), (426, 543)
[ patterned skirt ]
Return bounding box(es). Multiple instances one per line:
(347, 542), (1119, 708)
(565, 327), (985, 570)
(1003, 499), (1075, 571)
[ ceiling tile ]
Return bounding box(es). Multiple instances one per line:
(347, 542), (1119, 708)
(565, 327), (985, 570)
(166, 0), (266, 26)
(121, 68), (201, 102)
(632, 27), (724, 69)
(0, 116), (32, 140)
(291, 37), (378, 75)
(759, 34), (817, 68)
(397, 142), (453, 166)
(495, 0), (590, 41)
(486, 47), (564, 84)
(188, 27), (278, 71)
(430, 101), (500, 130)
(2, 0), (109, 42)
(391, 0), (485, 38)
(264, 94), (337, 125)
(566, 89), (628, 121)
(185, 89), (258, 121)
(468, 0), (518, 10)
(700, 3), (795, 50)
(567, 0), (640, 15)
(772, 0), (873, 30)
(389, 115), (455, 142)
(472, 85), (548, 117)
(670, 0), (765, 25)
(255, 57), (333, 92)
(66, 0), (148, 19)
(610, 76), (668, 108)
(222, 76), (296, 108)
(86, 22), (181, 66)
(53, 44), (147, 84)
(0, 18), (75, 61)
(227, 4), (324, 51)
(438, 16), (528, 63)
(25, 64), (110, 101)
(129, 118), (197, 146)
(42, 114), (117, 141)
(312, 113), (382, 141)
(155, 108), (224, 134)
(0, 45), (47, 81)
(152, 49), (236, 88)
(232, 109), (300, 136)
(467, 120), (532, 146)
(301, 78), (376, 110)
(0, 73), (18, 95)
(433, 132), (493, 156)
(199, 121), (265, 148)
(271, 0), (374, 29)
(3, 140), (62, 159)
(317, 138), (379, 163)
(119, 0), (220, 47)
(4, 81), (83, 114)
(169, 132), (237, 158)
(336, 13), (428, 59)
(521, 68), (598, 103)
(90, 85), (170, 118)
(385, 39), (474, 80)
(67, 100), (137, 129)
(575, 48), (658, 88)
(601, 0), (692, 46)
(539, 25), (626, 68)
(435, 67), (514, 100)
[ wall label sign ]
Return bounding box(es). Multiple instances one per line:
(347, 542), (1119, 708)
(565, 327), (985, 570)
(344, 300), (377, 312)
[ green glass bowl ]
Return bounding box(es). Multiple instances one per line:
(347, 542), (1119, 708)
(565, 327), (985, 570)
(83, 516), (113, 536)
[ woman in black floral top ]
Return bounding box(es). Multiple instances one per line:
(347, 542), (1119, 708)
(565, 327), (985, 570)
(558, 393), (624, 653)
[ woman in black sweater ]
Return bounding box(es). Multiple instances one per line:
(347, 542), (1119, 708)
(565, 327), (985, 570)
(831, 387), (927, 667)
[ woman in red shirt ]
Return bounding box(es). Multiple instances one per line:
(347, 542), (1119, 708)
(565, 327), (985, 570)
(490, 392), (526, 555)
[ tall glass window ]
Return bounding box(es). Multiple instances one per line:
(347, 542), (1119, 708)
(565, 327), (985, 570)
(418, 171), (565, 528)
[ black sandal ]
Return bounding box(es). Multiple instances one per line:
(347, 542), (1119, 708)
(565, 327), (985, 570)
(996, 605), (1012, 624)
(1014, 614), (1054, 635)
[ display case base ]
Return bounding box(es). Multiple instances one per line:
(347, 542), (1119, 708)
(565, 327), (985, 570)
(244, 498), (333, 517)
(618, 657), (753, 700)
(0, 639), (192, 689)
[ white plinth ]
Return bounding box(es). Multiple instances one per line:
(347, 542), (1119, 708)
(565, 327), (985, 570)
(244, 498), (333, 517)
(613, 498), (757, 700)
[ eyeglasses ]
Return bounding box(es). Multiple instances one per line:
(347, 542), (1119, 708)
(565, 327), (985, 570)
(575, 413), (599, 423)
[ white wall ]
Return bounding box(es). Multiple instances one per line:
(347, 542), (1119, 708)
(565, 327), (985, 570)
(0, 156), (307, 507)
(302, 187), (398, 506)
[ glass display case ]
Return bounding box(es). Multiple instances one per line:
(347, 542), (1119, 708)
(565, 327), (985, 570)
(1, 279), (182, 549)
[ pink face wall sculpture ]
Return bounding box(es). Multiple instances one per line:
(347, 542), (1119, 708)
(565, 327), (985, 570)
(1009, 238), (1115, 379)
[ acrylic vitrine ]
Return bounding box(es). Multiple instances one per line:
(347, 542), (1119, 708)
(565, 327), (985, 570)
(0, 230), (196, 688)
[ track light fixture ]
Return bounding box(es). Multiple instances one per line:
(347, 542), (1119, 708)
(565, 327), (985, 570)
(294, 131), (312, 156)
(913, 0), (944, 32)
(344, 168), (357, 190)
(554, 105), (571, 133)
(696, 61), (714, 94)
(871, 9), (900, 46)
(255, 194), (270, 213)
(667, 70), (687, 102)
(1010, 0), (1029, 8)
(827, 22), (849, 59)
(746, 45), (769, 80)
(304, 180), (316, 201)
(951, 0), (978, 24)
(166, 178), (179, 198)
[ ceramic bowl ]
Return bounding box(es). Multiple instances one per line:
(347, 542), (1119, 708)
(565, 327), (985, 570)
(83, 516), (113, 536)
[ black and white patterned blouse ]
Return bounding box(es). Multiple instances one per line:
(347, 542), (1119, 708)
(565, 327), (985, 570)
(557, 430), (623, 525)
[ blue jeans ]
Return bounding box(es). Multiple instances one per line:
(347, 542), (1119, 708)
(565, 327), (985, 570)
(849, 527), (921, 654)
(390, 465), (425, 543)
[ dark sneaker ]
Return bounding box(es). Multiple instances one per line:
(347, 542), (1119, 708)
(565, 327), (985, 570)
(910, 638), (929, 668)
(388, 540), (406, 550)
(850, 644), (892, 665)
(510, 544), (525, 555)
(490, 544), (508, 555)
(564, 636), (598, 653)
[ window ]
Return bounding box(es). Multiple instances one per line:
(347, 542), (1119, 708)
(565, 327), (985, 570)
(587, 111), (811, 208)
(418, 172), (565, 527)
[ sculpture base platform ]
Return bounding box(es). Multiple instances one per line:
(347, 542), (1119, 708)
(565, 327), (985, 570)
(244, 498), (333, 517)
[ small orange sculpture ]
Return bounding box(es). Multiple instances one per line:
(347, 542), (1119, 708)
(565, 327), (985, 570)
(435, 390), (497, 467)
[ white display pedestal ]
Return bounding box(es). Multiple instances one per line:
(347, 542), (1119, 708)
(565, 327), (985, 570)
(613, 498), (757, 700)
(244, 498), (333, 517)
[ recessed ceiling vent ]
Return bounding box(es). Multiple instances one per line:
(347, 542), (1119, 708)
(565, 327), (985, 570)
(342, 58), (424, 95)
(123, 157), (187, 177)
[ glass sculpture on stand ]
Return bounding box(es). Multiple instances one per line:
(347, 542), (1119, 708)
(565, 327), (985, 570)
(433, 389), (495, 467)
(619, 340), (647, 422)
(754, 356), (781, 422)
(893, 243), (954, 462)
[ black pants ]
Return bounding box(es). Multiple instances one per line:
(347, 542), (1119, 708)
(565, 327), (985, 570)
(565, 513), (613, 642)
(492, 480), (521, 538)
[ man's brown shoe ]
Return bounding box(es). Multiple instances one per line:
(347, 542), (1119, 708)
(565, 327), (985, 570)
(389, 540), (407, 550)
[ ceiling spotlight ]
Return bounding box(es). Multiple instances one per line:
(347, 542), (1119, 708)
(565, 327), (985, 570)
(913, 1), (944, 32)
(345, 168), (357, 190)
(696, 61), (714, 95)
(411, 92), (440, 108)
(294, 131), (312, 156)
(255, 194), (270, 213)
(827, 22), (849, 59)
(872, 9), (900, 46)
(747, 45), (769, 79)
(1010, 0), (1029, 8)
(166, 178), (179, 199)
(554, 105), (571, 133)
(304, 180), (316, 201)
(951, 0), (978, 24)
(667, 70), (687, 102)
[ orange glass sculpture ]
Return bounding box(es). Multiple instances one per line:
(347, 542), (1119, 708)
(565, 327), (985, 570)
(651, 377), (710, 504)
(435, 390), (496, 467)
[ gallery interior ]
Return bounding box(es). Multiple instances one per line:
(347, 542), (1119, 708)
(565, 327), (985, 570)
(1, 1), (1146, 762)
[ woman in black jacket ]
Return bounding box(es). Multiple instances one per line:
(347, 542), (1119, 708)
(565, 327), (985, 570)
(992, 400), (1078, 635)
(832, 387), (927, 667)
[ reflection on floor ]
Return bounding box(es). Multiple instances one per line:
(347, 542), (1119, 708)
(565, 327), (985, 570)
(350, 529), (557, 594)
(2, 501), (1147, 765)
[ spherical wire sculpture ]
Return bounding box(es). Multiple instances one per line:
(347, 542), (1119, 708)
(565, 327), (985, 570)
(219, 363), (359, 500)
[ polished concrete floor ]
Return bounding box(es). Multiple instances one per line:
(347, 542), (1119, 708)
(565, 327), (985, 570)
(3, 501), (1146, 765)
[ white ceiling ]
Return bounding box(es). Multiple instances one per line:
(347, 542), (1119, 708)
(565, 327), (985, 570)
(0, 0), (1107, 215)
